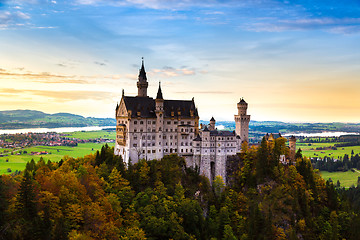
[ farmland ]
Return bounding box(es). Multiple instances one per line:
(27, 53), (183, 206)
(0, 130), (115, 174)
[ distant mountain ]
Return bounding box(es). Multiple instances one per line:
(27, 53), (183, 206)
(0, 110), (116, 129)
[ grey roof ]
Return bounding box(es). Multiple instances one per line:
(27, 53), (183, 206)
(203, 126), (209, 132)
(123, 96), (198, 118)
(210, 116), (215, 121)
(210, 130), (236, 137)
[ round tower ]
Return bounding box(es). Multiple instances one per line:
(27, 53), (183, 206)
(289, 136), (296, 162)
(237, 98), (248, 115)
(209, 116), (216, 131)
(234, 98), (250, 143)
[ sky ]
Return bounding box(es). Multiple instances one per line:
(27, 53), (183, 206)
(0, 0), (359, 123)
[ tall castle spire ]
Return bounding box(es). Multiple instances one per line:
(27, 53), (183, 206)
(156, 81), (163, 99)
(137, 57), (148, 97)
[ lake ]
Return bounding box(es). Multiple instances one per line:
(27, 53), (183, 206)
(0, 126), (115, 135)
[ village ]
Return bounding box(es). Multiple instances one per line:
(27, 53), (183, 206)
(0, 131), (114, 157)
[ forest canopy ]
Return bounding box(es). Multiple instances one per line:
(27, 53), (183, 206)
(1, 138), (360, 240)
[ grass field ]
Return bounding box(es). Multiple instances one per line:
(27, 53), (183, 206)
(0, 142), (114, 174)
(298, 142), (360, 159)
(64, 130), (115, 140)
(320, 170), (360, 188)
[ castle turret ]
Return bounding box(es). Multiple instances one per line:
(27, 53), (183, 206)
(155, 82), (164, 159)
(289, 135), (296, 162)
(137, 58), (148, 97)
(209, 116), (216, 131)
(234, 98), (250, 143)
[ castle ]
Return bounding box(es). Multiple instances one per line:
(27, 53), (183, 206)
(115, 60), (250, 182)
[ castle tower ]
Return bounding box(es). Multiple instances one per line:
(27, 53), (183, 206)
(209, 117), (216, 131)
(289, 135), (296, 162)
(137, 58), (148, 97)
(234, 98), (250, 143)
(155, 82), (164, 159)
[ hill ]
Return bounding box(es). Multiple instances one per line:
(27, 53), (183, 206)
(0, 110), (116, 129)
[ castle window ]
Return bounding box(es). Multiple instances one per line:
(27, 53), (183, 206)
(152, 150), (155, 153)
(159, 149), (161, 152)
(175, 149), (177, 152)
(142, 143), (146, 147)
(190, 149), (192, 152)
(181, 129), (184, 132)
(181, 121), (184, 124)
(181, 142), (183, 146)
(163, 136), (166, 139)
(133, 144), (137, 147)
(140, 129), (143, 132)
(175, 129), (177, 132)
(134, 121), (137, 124)
(159, 142), (161, 145)
(140, 121), (143, 124)
(174, 121), (178, 124)
(166, 129), (168, 132)
(181, 149), (183, 153)
(152, 143), (155, 146)
(186, 149), (188, 152)
(167, 121), (171, 124)
(148, 143), (151, 146)
(170, 129), (173, 132)
(143, 150), (145, 153)
(175, 136), (177, 139)
(152, 136), (155, 140)
(170, 136), (173, 140)
(148, 121), (151, 124)
(148, 136), (151, 140)
(187, 121), (190, 124)
(153, 121), (156, 124)
(148, 150), (151, 153)
(134, 129), (137, 132)
(134, 136), (137, 140)
(142, 136), (146, 140)
(152, 129), (155, 132)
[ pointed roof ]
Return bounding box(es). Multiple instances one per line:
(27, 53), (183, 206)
(156, 82), (163, 99)
(193, 134), (202, 141)
(138, 57), (147, 81)
(203, 126), (210, 132)
(239, 98), (247, 104)
(210, 116), (215, 122)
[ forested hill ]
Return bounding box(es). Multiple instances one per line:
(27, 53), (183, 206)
(0, 110), (116, 129)
(2, 140), (360, 239)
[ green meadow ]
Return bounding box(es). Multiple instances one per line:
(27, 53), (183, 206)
(320, 170), (360, 188)
(64, 130), (115, 140)
(297, 142), (360, 159)
(0, 130), (116, 174)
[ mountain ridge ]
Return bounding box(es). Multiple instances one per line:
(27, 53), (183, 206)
(0, 109), (116, 129)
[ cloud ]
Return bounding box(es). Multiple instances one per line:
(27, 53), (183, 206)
(0, 88), (117, 101)
(94, 61), (106, 66)
(175, 91), (233, 94)
(0, 10), (30, 28)
(244, 17), (360, 34)
(0, 69), (91, 84)
(149, 66), (196, 78)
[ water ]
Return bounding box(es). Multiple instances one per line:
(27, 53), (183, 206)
(283, 132), (360, 137)
(0, 126), (115, 135)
